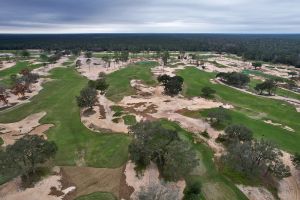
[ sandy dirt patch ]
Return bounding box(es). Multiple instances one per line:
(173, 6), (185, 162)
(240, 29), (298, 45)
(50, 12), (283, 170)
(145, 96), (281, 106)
(263, 120), (295, 132)
(81, 94), (130, 133)
(0, 112), (52, 146)
(0, 167), (75, 200)
(124, 161), (185, 200)
(76, 56), (135, 80)
(278, 151), (300, 200)
(61, 166), (123, 199)
(237, 185), (275, 200)
(0, 61), (16, 71)
(32, 56), (69, 76)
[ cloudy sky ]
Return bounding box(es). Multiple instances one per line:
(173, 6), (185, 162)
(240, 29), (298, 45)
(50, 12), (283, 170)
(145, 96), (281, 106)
(1, 0), (299, 33)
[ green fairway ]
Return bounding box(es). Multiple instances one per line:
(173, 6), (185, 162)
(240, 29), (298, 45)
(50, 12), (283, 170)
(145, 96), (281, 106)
(161, 120), (248, 200)
(0, 67), (130, 168)
(106, 61), (158, 102)
(0, 61), (42, 86)
(177, 67), (300, 153)
(75, 192), (116, 200)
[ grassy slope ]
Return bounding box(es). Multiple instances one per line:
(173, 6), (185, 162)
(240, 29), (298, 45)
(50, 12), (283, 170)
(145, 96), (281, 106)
(177, 67), (300, 153)
(161, 120), (248, 200)
(75, 192), (116, 200)
(106, 61), (158, 102)
(0, 67), (130, 168)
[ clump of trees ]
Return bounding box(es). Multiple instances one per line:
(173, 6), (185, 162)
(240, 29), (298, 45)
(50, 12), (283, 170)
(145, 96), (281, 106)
(161, 51), (170, 66)
(292, 153), (300, 169)
(216, 72), (250, 88)
(219, 124), (290, 180)
(0, 135), (57, 186)
(201, 86), (216, 98)
(88, 74), (109, 94)
(128, 121), (198, 181)
(252, 62), (262, 70)
(76, 86), (98, 110)
(0, 85), (8, 104)
(207, 107), (231, 128)
(254, 79), (277, 95)
(157, 74), (184, 96)
(183, 181), (202, 200)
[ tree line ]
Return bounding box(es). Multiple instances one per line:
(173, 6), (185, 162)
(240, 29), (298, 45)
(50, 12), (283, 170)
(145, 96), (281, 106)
(1, 34), (300, 67)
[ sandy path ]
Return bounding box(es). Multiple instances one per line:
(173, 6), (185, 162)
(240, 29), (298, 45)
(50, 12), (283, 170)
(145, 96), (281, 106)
(237, 185), (275, 200)
(0, 112), (52, 146)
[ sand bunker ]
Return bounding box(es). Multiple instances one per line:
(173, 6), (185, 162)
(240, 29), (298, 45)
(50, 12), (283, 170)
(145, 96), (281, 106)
(0, 112), (53, 146)
(124, 161), (185, 200)
(32, 56), (69, 76)
(81, 94), (130, 133)
(0, 167), (75, 200)
(263, 120), (295, 132)
(0, 61), (16, 71)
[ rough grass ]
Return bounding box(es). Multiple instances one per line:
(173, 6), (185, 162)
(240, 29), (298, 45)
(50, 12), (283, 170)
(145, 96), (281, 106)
(160, 120), (248, 200)
(0, 67), (131, 168)
(177, 67), (300, 153)
(63, 166), (121, 199)
(106, 61), (158, 102)
(75, 192), (116, 200)
(0, 61), (42, 86)
(122, 115), (136, 126)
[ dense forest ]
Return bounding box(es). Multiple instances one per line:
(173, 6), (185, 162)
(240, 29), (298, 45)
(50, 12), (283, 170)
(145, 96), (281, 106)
(0, 34), (300, 67)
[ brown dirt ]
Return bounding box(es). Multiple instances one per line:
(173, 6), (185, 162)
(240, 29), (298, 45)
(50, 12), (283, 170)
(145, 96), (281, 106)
(61, 166), (123, 199)
(119, 165), (135, 200)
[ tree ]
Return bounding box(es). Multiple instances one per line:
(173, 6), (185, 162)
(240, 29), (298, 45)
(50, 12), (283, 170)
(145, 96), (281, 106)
(86, 58), (92, 71)
(120, 51), (129, 62)
(75, 59), (82, 68)
(216, 72), (250, 88)
(161, 51), (170, 66)
(0, 85), (8, 104)
(85, 51), (93, 58)
(183, 181), (202, 200)
(76, 87), (98, 110)
(88, 79), (109, 94)
(207, 107), (231, 127)
(201, 86), (216, 98)
(162, 141), (198, 181)
(217, 124), (253, 145)
(292, 153), (300, 169)
(254, 79), (277, 95)
(252, 62), (262, 70)
(129, 121), (198, 181)
(0, 135), (57, 184)
(20, 50), (30, 58)
(222, 139), (290, 179)
(158, 75), (184, 96)
(98, 72), (106, 79)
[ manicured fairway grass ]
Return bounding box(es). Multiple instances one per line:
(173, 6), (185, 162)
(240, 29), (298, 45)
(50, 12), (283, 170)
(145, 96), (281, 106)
(75, 192), (116, 200)
(0, 67), (130, 168)
(177, 67), (300, 153)
(0, 61), (42, 86)
(106, 61), (158, 102)
(161, 120), (248, 200)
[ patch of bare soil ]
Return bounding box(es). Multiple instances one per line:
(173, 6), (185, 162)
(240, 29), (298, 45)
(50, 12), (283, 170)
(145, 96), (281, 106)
(0, 112), (53, 146)
(237, 185), (275, 200)
(124, 161), (186, 200)
(61, 166), (123, 199)
(278, 152), (300, 200)
(0, 61), (16, 71)
(0, 167), (75, 200)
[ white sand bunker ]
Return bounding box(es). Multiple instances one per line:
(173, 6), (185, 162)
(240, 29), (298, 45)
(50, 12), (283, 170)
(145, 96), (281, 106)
(81, 94), (130, 133)
(0, 78), (50, 110)
(151, 65), (186, 77)
(77, 56), (133, 80)
(32, 56), (69, 76)
(0, 61), (16, 71)
(263, 120), (295, 132)
(0, 112), (53, 146)
(124, 161), (186, 200)
(0, 167), (75, 200)
(237, 185), (275, 200)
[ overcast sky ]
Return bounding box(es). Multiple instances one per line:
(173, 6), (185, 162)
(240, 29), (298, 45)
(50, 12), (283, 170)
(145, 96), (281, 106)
(1, 0), (299, 33)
